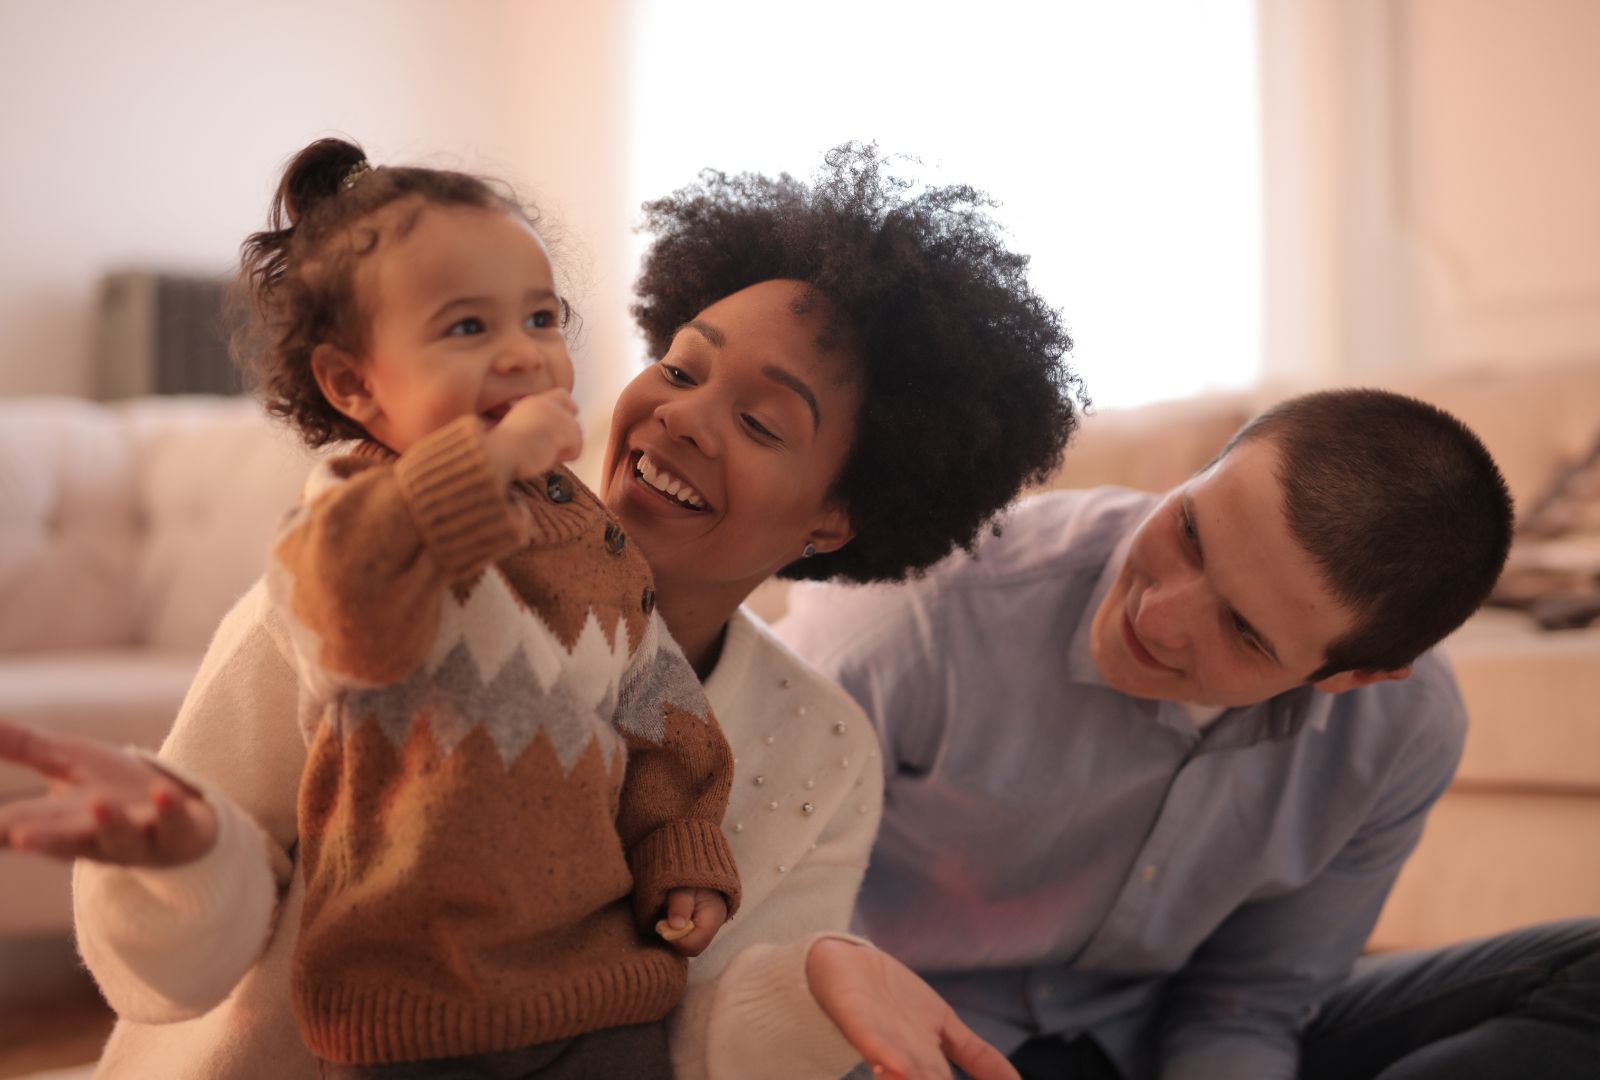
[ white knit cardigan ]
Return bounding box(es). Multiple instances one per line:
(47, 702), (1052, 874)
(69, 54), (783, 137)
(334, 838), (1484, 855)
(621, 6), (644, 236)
(74, 587), (882, 1080)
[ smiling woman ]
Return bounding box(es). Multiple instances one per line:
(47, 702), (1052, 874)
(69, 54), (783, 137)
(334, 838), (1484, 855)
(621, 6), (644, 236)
(605, 279), (863, 655)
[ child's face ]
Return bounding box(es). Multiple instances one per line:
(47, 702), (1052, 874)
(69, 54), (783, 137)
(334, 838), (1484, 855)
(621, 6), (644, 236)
(347, 202), (574, 454)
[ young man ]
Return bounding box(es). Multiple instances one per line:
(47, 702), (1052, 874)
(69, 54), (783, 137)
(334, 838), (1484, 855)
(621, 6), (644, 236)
(776, 389), (1600, 1080)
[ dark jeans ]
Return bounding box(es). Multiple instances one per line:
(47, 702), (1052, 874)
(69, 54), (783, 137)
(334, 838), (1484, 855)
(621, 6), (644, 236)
(1302, 918), (1600, 1079)
(317, 1019), (672, 1080)
(947, 919), (1600, 1080)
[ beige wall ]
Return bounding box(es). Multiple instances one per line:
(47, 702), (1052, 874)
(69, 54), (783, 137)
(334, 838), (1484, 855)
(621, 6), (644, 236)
(1260, 0), (1600, 386)
(0, 0), (638, 419)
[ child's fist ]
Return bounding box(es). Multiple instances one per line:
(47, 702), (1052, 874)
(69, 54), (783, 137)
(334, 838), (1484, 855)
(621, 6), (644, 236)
(483, 389), (582, 486)
(656, 887), (728, 956)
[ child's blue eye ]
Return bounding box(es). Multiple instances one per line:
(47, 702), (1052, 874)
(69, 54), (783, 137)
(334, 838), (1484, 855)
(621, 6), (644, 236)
(447, 317), (486, 336)
(526, 310), (556, 330)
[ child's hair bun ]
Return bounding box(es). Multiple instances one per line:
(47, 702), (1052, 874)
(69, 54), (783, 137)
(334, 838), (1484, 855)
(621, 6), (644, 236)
(279, 137), (369, 226)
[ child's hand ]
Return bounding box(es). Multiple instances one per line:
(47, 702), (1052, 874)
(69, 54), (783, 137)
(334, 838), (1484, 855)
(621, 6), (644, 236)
(483, 389), (583, 487)
(656, 887), (728, 956)
(0, 717), (217, 867)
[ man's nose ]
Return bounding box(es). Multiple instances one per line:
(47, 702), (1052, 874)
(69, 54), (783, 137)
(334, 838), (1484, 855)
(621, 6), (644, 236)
(1133, 576), (1197, 651)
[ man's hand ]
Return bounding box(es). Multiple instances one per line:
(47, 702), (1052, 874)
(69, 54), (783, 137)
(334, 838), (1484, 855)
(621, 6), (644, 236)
(0, 717), (217, 866)
(807, 938), (1021, 1080)
(657, 887), (728, 956)
(482, 389), (582, 487)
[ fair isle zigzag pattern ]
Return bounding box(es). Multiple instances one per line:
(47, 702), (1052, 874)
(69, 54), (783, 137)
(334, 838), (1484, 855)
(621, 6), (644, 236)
(290, 561), (712, 774)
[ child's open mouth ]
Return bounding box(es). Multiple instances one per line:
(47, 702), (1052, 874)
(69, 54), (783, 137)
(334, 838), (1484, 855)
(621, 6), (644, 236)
(480, 401), (517, 428)
(633, 451), (709, 511)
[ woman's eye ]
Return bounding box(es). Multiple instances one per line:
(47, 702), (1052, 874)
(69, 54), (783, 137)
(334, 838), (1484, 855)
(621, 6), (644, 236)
(447, 317), (486, 337)
(660, 362), (693, 385)
(526, 310), (556, 330)
(742, 414), (779, 441)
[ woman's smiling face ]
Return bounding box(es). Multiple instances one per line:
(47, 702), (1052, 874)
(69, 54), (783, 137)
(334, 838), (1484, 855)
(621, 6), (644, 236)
(602, 279), (861, 605)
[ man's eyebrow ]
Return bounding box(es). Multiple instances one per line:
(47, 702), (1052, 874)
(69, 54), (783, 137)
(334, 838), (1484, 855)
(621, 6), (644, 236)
(761, 365), (821, 433)
(1183, 492), (1283, 665)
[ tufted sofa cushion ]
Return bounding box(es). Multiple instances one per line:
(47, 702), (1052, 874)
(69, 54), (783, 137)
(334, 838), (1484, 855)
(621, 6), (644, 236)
(0, 396), (315, 655)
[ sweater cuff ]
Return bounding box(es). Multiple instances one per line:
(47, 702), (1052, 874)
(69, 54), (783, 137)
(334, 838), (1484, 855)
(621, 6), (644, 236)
(705, 933), (870, 1080)
(630, 818), (743, 927)
(393, 415), (523, 586)
(73, 754), (283, 1020)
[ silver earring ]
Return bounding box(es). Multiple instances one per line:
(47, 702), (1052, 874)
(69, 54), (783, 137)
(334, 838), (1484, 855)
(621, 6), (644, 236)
(802, 542), (817, 558)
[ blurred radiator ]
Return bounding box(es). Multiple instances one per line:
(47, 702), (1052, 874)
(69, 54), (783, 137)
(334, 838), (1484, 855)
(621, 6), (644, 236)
(94, 270), (239, 398)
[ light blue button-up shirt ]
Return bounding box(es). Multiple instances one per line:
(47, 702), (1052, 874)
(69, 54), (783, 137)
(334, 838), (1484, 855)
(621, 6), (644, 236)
(776, 488), (1467, 1080)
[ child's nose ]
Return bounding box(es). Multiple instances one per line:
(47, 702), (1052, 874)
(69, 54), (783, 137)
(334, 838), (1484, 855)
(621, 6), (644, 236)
(494, 340), (542, 374)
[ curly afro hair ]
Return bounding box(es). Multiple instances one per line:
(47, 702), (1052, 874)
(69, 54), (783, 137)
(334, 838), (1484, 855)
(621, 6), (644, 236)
(632, 142), (1087, 584)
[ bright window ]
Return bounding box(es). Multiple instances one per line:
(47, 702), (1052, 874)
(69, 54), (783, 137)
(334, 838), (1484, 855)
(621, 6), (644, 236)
(629, 0), (1262, 408)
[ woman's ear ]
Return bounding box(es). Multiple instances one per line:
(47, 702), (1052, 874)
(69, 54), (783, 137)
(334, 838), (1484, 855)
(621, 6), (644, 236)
(804, 503), (855, 557)
(310, 344), (380, 426)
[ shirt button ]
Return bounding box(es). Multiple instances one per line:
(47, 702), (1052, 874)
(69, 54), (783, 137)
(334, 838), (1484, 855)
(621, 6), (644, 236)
(1141, 864), (1160, 883)
(545, 473), (572, 504)
(603, 523), (626, 554)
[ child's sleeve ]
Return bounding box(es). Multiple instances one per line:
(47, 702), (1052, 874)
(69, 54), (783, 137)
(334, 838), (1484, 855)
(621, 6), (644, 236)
(613, 616), (741, 928)
(268, 416), (523, 690)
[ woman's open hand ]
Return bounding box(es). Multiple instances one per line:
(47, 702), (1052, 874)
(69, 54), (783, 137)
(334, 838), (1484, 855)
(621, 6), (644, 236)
(807, 938), (1021, 1080)
(0, 717), (216, 866)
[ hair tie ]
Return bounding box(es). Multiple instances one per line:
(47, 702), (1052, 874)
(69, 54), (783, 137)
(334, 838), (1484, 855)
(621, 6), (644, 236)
(342, 160), (372, 190)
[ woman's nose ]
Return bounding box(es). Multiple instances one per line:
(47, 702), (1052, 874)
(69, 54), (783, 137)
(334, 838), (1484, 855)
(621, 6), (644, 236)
(655, 398), (720, 457)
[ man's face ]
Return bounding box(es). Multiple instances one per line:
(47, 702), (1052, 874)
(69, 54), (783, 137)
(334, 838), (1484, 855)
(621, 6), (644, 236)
(1089, 437), (1365, 707)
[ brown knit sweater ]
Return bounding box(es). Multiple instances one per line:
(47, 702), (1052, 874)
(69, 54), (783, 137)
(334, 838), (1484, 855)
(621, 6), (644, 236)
(266, 416), (740, 1065)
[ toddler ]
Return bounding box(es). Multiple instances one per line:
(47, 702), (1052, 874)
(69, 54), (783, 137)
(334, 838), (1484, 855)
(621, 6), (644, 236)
(238, 138), (739, 1076)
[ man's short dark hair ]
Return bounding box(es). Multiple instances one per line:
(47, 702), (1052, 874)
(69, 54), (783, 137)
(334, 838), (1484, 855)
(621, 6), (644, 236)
(1224, 388), (1514, 679)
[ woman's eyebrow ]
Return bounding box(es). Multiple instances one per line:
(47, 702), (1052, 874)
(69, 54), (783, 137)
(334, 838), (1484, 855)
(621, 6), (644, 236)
(761, 365), (821, 432)
(684, 319), (725, 347)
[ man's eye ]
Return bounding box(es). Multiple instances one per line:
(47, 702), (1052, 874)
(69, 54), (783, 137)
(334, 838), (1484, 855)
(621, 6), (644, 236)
(447, 317), (486, 336)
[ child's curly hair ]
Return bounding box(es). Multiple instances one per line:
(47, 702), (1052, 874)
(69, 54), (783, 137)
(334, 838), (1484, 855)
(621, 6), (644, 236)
(633, 142), (1088, 584)
(231, 137), (548, 447)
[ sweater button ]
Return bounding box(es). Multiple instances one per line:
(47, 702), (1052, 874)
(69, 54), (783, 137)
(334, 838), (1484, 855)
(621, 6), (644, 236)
(604, 523), (626, 554)
(546, 473), (572, 504)
(641, 587), (656, 615)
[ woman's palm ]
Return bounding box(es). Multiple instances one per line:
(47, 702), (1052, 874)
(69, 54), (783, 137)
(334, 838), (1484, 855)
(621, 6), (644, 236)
(0, 717), (216, 866)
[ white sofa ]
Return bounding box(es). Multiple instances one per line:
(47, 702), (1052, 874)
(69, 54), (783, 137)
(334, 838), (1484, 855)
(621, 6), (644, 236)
(3, 360), (1599, 951)
(0, 395), (315, 936)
